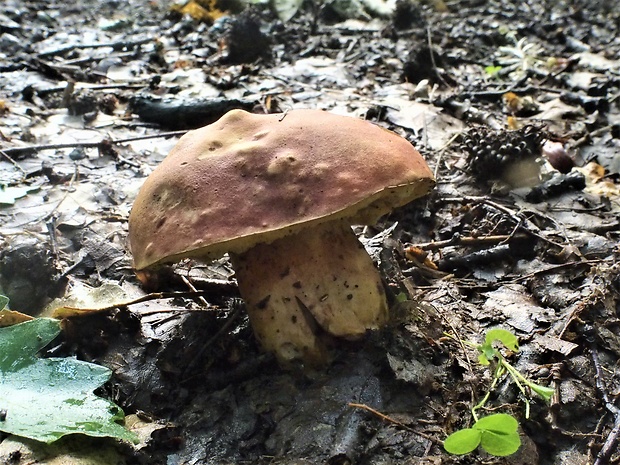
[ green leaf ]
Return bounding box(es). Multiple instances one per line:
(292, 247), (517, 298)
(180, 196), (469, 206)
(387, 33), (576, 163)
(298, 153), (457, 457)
(473, 413), (519, 434)
(0, 295), (8, 310)
(0, 186), (39, 206)
(272, 0), (303, 22)
(529, 382), (555, 402)
(474, 414), (521, 456)
(0, 318), (138, 444)
(484, 65), (502, 76)
(443, 428), (481, 455)
(480, 430), (521, 456)
(485, 329), (519, 352)
(477, 341), (497, 363)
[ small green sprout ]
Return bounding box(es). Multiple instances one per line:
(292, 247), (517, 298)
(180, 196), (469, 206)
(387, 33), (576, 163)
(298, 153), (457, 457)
(444, 413), (520, 456)
(444, 329), (554, 457)
(484, 65), (502, 76)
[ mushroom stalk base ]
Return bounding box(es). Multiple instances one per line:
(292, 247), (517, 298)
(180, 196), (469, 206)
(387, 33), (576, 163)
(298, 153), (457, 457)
(230, 222), (388, 366)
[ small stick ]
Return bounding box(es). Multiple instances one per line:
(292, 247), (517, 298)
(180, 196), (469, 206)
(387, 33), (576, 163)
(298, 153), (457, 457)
(182, 299), (244, 380)
(37, 37), (154, 58)
(407, 233), (530, 251)
(55, 290), (215, 316)
(180, 275), (211, 308)
(348, 403), (415, 433)
(348, 402), (440, 444)
(0, 149), (26, 176)
(1, 131), (187, 157)
(592, 349), (620, 465)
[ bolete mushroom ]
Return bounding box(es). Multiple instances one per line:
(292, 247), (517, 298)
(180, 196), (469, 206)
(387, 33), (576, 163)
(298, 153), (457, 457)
(128, 109), (435, 365)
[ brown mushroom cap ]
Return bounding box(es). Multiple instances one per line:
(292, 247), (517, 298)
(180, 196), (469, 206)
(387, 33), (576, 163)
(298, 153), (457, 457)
(129, 109), (435, 270)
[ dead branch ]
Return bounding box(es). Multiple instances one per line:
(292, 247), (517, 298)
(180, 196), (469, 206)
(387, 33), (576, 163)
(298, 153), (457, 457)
(0, 131), (187, 157)
(407, 233), (530, 251)
(591, 349), (620, 465)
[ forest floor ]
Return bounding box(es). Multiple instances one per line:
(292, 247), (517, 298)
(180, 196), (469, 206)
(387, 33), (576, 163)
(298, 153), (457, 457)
(0, 0), (619, 464)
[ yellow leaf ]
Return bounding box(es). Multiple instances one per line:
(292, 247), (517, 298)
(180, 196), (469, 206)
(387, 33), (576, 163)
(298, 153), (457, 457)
(171, 0), (225, 22)
(0, 309), (34, 327)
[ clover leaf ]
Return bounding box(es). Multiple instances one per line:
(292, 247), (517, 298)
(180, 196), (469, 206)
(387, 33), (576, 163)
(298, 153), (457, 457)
(444, 413), (521, 457)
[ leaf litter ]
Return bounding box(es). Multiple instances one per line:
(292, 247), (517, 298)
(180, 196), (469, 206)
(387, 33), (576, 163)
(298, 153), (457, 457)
(0, 0), (619, 463)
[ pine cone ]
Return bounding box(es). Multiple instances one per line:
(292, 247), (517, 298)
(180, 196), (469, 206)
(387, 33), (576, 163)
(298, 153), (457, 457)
(462, 125), (545, 181)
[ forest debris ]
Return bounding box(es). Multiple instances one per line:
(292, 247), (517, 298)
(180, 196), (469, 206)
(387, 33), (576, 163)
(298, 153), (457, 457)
(482, 285), (549, 333)
(221, 10), (271, 64)
(0, 309), (34, 327)
(0, 435), (127, 465)
(384, 99), (464, 150)
(592, 349), (620, 465)
(532, 334), (578, 356)
(49, 281), (142, 318)
(525, 171), (586, 203)
(387, 354), (438, 395)
(0, 237), (63, 314)
(576, 162), (620, 202)
(128, 95), (255, 130)
(0, 185), (39, 205)
(171, 0), (225, 23)
(461, 124), (544, 183)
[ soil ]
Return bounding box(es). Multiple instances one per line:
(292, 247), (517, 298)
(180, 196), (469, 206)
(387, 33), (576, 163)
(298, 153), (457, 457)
(1, 0), (619, 464)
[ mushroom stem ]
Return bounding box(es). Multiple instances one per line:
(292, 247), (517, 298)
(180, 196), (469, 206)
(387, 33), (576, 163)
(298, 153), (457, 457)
(230, 222), (388, 365)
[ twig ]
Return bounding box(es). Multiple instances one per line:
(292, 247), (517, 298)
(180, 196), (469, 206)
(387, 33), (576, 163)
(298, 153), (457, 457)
(460, 85), (562, 99)
(34, 82), (146, 97)
(568, 125), (613, 151)
(407, 233), (530, 251)
(1, 131), (187, 157)
(37, 37), (154, 58)
(182, 298), (244, 380)
(0, 149), (26, 176)
(180, 275), (211, 308)
(592, 349), (620, 465)
(441, 325), (478, 407)
(432, 132), (460, 180)
(508, 258), (607, 283)
(440, 195), (562, 247)
(426, 25), (450, 88)
(348, 402), (414, 431)
(348, 402), (439, 443)
(55, 290), (218, 317)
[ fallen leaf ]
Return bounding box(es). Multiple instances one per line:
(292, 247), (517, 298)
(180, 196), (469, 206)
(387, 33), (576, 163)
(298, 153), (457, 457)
(0, 309), (34, 327)
(0, 318), (138, 443)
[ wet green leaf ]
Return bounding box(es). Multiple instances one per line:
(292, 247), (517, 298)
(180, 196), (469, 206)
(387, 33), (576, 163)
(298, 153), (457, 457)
(529, 382), (555, 402)
(480, 429), (521, 456)
(444, 428), (481, 455)
(446, 414), (521, 457)
(474, 413), (518, 434)
(485, 329), (519, 352)
(0, 186), (39, 206)
(0, 318), (138, 444)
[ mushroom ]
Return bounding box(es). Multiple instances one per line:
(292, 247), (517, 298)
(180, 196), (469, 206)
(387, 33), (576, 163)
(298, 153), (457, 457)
(128, 109), (435, 366)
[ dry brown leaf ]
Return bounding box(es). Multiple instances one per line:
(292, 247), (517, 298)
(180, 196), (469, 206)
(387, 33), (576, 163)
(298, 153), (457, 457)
(171, 0), (225, 22)
(0, 309), (34, 327)
(52, 306), (111, 318)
